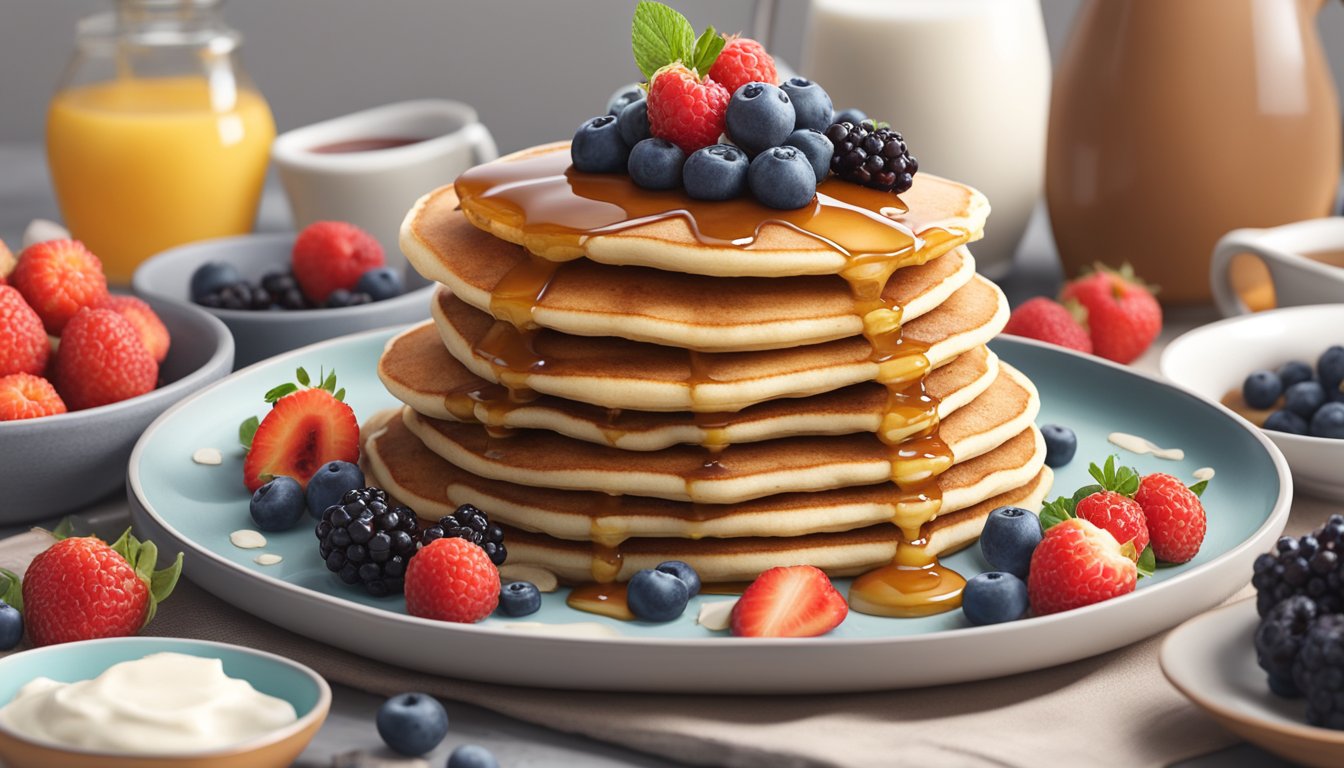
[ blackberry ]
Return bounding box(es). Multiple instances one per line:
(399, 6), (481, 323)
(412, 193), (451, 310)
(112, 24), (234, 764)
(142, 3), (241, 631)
(824, 120), (918, 193)
(1253, 515), (1344, 617)
(260, 270), (299, 295)
(316, 487), (421, 597)
(1293, 613), (1344, 729)
(197, 281), (272, 311)
(1254, 595), (1318, 697)
(325, 289), (373, 309)
(420, 503), (506, 565)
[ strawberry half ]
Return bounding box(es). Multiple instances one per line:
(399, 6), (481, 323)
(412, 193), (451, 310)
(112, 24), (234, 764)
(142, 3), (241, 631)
(241, 368), (358, 492)
(730, 565), (847, 638)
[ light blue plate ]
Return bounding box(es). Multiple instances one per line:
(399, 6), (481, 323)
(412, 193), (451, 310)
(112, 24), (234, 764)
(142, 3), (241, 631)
(128, 328), (1292, 693)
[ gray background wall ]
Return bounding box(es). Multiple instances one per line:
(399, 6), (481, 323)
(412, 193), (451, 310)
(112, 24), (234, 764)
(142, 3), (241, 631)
(3, 0), (1344, 151)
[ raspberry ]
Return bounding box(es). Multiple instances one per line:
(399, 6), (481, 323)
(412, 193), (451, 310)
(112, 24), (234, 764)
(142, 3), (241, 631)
(404, 537), (500, 624)
(54, 308), (158, 410)
(1060, 264), (1161, 364)
(1002, 297), (1093, 354)
(11, 239), (108, 336)
(0, 285), (50, 376)
(646, 63), (731, 155)
(100, 295), (171, 363)
(1135, 473), (1207, 564)
(291, 221), (385, 304)
(707, 36), (778, 94)
(0, 373), (66, 421)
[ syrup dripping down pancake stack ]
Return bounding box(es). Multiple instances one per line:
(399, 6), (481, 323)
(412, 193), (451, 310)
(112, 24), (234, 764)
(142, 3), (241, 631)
(366, 142), (1053, 617)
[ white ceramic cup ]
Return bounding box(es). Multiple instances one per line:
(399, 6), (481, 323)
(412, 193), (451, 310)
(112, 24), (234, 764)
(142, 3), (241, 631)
(1210, 217), (1344, 317)
(272, 99), (498, 271)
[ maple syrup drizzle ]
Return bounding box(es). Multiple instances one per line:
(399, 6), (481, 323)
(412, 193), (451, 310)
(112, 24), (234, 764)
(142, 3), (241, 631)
(456, 149), (966, 618)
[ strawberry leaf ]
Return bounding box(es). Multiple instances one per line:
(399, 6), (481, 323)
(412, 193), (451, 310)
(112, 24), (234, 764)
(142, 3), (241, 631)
(334, 388), (346, 403)
(322, 370), (338, 394)
(51, 517), (75, 541)
(109, 528), (138, 565)
(1087, 455), (1140, 497)
(239, 416), (259, 450)
(264, 383), (299, 404)
(690, 27), (726, 75)
(1039, 496), (1074, 531)
(144, 552), (184, 627)
(296, 367), (310, 386)
(1137, 545), (1156, 578)
(0, 567), (22, 613)
(632, 1), (696, 81)
(1189, 479), (1209, 498)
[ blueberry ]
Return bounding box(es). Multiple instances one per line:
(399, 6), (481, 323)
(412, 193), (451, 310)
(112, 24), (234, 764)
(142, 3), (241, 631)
(306, 461), (365, 519)
(833, 108), (868, 126)
(1284, 381), (1327, 418)
(249, 476), (307, 532)
(617, 98), (651, 147)
(747, 146), (817, 210)
(0, 601), (21, 651)
(655, 560), (701, 597)
(782, 128), (833, 183)
(1265, 409), (1309, 435)
(448, 745), (500, 768)
(1040, 424), (1077, 468)
(324, 288), (372, 308)
(355, 267), (403, 302)
(626, 568), (689, 622)
(571, 115), (629, 173)
(500, 580), (542, 617)
(979, 506), (1042, 579)
(1310, 402), (1344, 439)
(376, 692), (449, 756)
(725, 82), (796, 156)
(190, 261), (243, 301)
(961, 572), (1029, 626)
(627, 138), (685, 191)
(606, 83), (644, 116)
(683, 144), (749, 201)
(1243, 370), (1283, 410)
(780, 77), (834, 132)
(1320, 346), (1344, 393)
(1279, 360), (1315, 389)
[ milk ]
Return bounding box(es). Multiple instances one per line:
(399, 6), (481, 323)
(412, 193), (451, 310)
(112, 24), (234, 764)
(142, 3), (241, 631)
(803, 0), (1051, 278)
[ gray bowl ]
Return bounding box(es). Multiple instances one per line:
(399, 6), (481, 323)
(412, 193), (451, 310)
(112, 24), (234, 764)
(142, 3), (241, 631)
(132, 233), (434, 368)
(1, 298), (234, 522)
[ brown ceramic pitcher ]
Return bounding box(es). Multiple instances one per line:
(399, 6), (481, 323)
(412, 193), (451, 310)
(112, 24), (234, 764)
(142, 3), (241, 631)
(1046, 0), (1340, 305)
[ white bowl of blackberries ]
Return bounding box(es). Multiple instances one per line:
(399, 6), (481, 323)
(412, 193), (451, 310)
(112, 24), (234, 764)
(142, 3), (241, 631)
(1161, 304), (1344, 501)
(133, 221), (433, 368)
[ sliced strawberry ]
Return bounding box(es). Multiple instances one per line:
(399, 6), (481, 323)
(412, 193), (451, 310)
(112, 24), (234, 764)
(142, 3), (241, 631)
(242, 388), (358, 492)
(730, 565), (847, 638)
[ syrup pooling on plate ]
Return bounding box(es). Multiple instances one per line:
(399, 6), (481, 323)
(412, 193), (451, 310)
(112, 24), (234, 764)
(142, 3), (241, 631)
(458, 149), (964, 619)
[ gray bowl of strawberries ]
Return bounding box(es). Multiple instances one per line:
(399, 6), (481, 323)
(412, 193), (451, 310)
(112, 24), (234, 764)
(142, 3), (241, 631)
(132, 230), (434, 369)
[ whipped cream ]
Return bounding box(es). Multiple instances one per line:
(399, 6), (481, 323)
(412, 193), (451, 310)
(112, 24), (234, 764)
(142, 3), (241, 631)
(0, 652), (297, 754)
(1107, 432), (1185, 461)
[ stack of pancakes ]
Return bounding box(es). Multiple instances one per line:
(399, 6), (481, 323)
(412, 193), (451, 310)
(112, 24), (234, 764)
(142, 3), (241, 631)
(365, 143), (1052, 608)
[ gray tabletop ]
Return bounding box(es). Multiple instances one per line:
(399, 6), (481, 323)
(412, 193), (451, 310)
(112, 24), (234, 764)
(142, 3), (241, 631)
(0, 142), (1296, 767)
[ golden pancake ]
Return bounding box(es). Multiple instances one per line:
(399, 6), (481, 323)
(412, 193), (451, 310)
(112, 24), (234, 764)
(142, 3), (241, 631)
(403, 189), (976, 351)
(378, 322), (1000, 450)
(430, 274), (1010, 412)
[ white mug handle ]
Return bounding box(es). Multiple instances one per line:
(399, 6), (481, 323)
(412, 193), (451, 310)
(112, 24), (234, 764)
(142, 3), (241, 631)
(459, 122), (499, 166)
(1210, 227), (1275, 317)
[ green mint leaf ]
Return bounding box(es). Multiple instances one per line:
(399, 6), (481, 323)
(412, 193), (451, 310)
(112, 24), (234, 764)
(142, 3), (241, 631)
(1137, 545), (1156, 578)
(1039, 497), (1074, 530)
(632, 0), (695, 80)
(264, 383), (298, 404)
(239, 416), (259, 450)
(51, 517), (75, 541)
(1088, 458), (1109, 488)
(691, 27), (725, 75)
(144, 552), (184, 628)
(1189, 479), (1209, 498)
(296, 367), (310, 386)
(0, 567), (22, 613)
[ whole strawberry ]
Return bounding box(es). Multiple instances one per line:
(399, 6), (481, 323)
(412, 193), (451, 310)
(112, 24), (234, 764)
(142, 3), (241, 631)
(1136, 473), (1208, 564)
(0, 373), (66, 421)
(1028, 517), (1138, 615)
(291, 221), (385, 305)
(18, 530), (182, 647)
(100, 295), (171, 363)
(1002, 297), (1092, 353)
(404, 537), (500, 623)
(55, 308), (158, 410)
(708, 35), (778, 94)
(1060, 264), (1161, 364)
(1041, 456), (1152, 562)
(0, 285), (50, 377)
(647, 64), (731, 155)
(11, 239), (108, 335)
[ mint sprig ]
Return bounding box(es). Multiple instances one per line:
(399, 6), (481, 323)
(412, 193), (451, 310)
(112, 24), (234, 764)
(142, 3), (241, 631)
(632, 1), (724, 80)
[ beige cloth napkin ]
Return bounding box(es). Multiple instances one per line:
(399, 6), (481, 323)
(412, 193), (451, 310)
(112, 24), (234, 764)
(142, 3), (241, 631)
(3, 494), (1338, 768)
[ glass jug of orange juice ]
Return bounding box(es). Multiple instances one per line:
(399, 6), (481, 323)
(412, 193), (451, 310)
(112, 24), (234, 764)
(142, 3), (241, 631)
(46, 0), (275, 283)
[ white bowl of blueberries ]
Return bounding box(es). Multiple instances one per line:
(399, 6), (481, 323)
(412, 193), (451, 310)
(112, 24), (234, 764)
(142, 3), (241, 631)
(1161, 304), (1344, 501)
(133, 222), (434, 368)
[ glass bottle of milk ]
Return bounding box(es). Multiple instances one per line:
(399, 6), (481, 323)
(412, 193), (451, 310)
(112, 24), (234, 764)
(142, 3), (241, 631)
(803, 0), (1051, 279)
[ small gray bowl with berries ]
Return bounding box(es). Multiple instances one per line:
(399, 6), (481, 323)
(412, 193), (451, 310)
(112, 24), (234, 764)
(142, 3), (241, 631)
(133, 229), (434, 368)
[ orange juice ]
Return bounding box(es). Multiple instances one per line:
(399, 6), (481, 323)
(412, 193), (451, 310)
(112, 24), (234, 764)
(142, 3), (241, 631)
(46, 76), (275, 283)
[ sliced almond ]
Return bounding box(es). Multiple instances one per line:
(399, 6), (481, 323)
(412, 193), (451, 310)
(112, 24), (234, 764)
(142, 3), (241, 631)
(697, 599), (738, 632)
